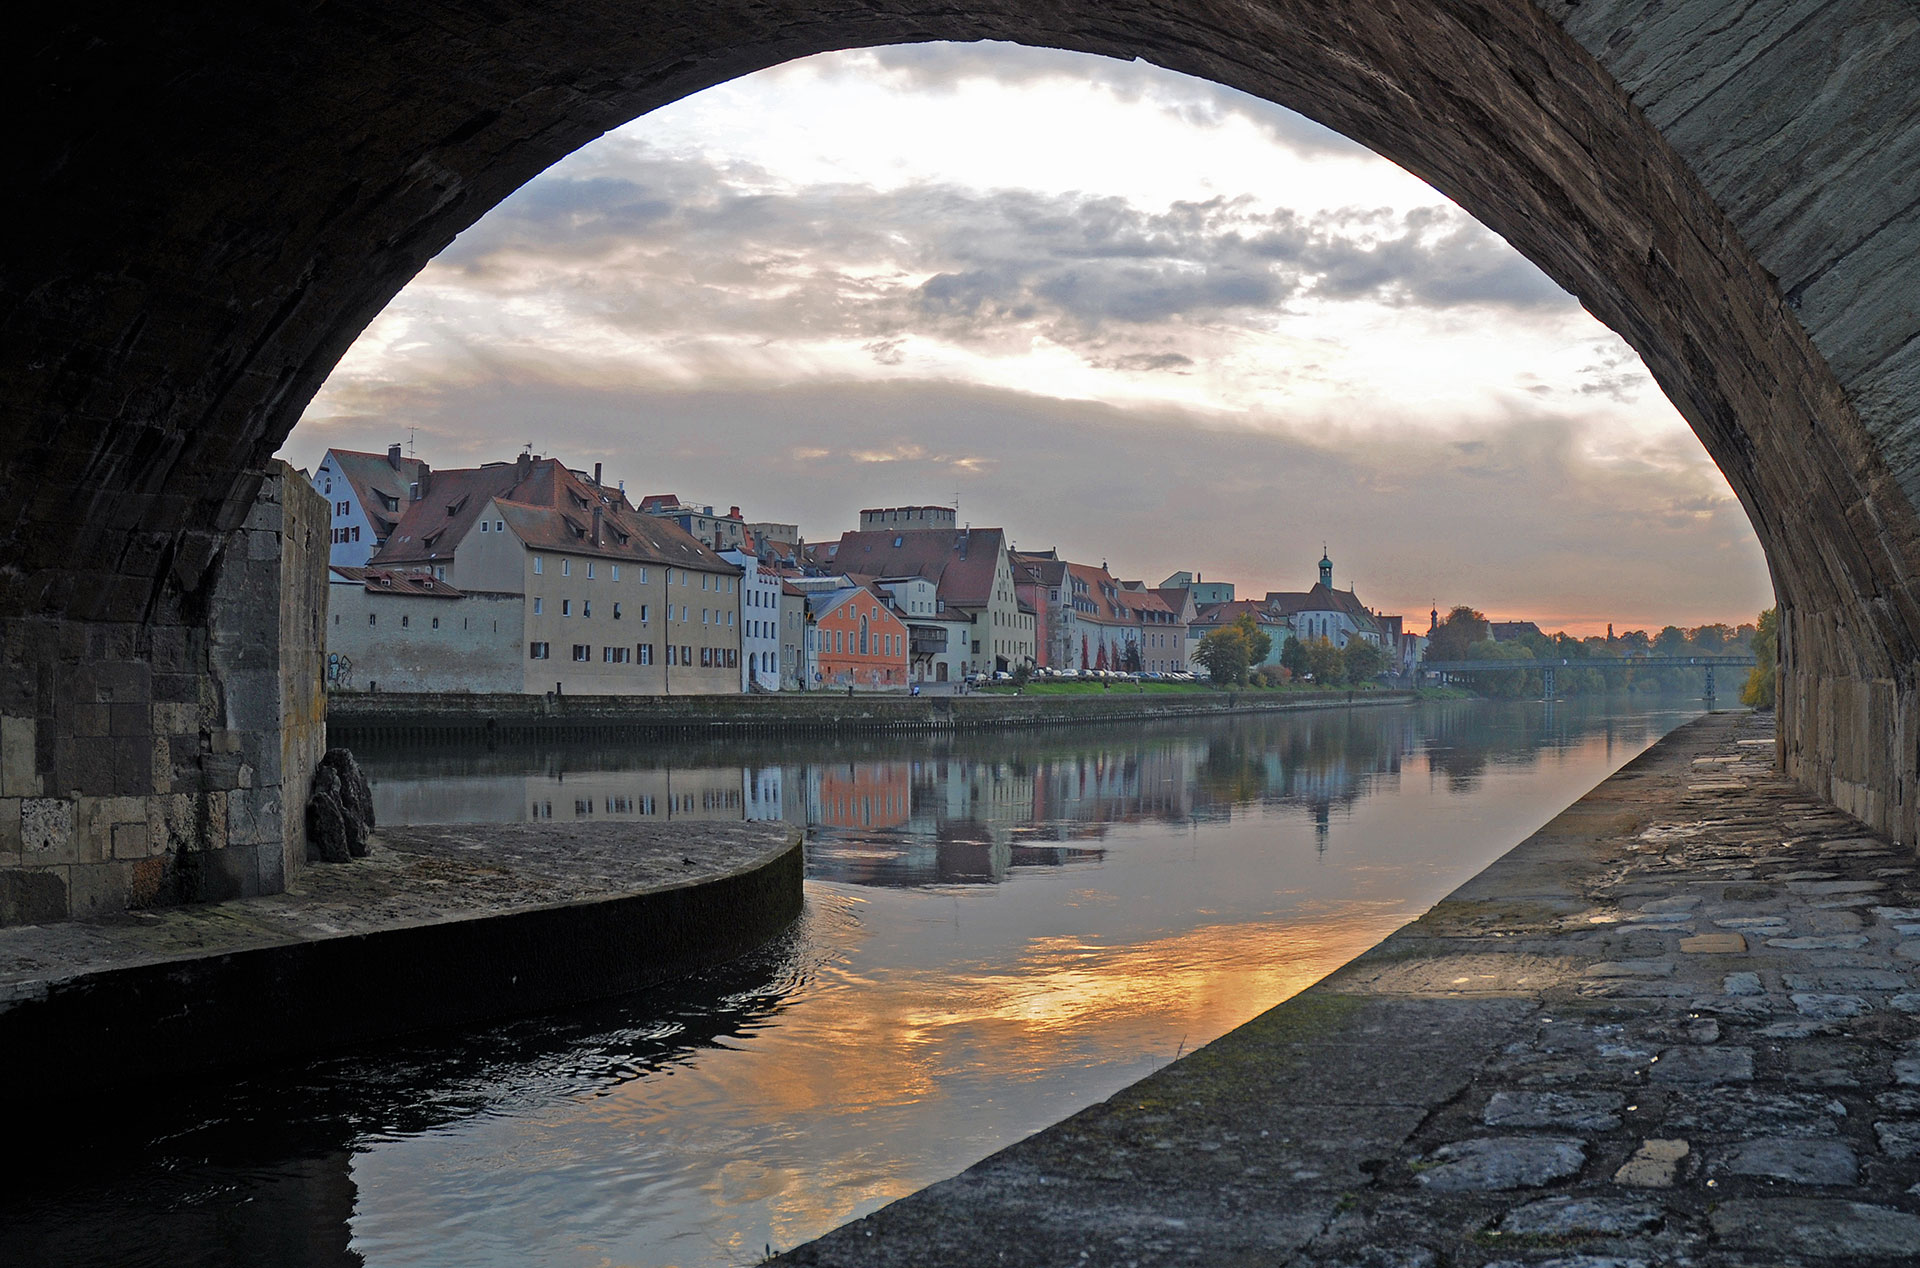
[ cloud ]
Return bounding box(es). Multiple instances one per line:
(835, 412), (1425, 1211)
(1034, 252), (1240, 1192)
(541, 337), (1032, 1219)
(849, 42), (1368, 160)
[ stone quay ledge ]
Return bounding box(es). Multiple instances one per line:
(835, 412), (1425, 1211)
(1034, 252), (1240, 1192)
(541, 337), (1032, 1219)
(0, 820), (801, 1093)
(781, 710), (1920, 1266)
(328, 687), (1415, 745)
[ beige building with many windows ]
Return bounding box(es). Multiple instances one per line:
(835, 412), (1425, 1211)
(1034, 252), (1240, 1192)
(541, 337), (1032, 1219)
(355, 453), (742, 694)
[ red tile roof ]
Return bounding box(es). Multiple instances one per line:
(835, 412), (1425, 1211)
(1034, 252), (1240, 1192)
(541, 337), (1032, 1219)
(329, 565), (465, 598)
(323, 447), (431, 538)
(829, 527), (1011, 609)
(373, 456), (736, 573)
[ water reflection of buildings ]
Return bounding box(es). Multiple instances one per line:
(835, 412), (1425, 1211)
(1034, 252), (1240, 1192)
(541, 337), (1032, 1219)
(366, 700), (1673, 885)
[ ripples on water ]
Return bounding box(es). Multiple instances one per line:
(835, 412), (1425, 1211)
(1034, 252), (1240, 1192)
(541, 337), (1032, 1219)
(4, 696), (1707, 1267)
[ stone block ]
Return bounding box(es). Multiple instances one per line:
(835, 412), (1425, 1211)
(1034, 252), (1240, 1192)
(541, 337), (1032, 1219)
(112, 821), (152, 859)
(67, 860), (131, 917)
(0, 716), (41, 797)
(1414, 1137), (1585, 1191)
(21, 797), (74, 862)
(198, 842), (258, 901)
(1614, 1138), (1689, 1188)
(108, 702), (149, 737)
(0, 866), (67, 924)
(150, 702), (200, 736)
(1680, 932), (1747, 953)
(0, 798), (18, 852)
(226, 786), (281, 848)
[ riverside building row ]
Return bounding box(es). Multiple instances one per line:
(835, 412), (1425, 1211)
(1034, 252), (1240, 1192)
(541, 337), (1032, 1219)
(313, 447), (1423, 693)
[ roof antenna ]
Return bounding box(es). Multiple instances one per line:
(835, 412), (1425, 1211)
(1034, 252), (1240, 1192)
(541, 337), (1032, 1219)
(407, 426), (416, 458)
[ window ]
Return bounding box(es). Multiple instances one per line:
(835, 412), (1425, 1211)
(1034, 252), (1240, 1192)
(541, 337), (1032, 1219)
(727, 611), (733, 627)
(496, 520), (504, 532)
(666, 645), (677, 666)
(562, 559), (571, 577)
(529, 642), (550, 659)
(639, 603), (649, 622)
(613, 602), (622, 620)
(368, 614), (376, 626)
(583, 600), (592, 618)
(333, 613), (339, 626)
(682, 645), (691, 664)
(639, 643), (653, 665)
(352, 526), (360, 542)
(572, 644), (590, 661)
(604, 646), (631, 663)
(701, 647), (713, 667)
(611, 565), (620, 581)
(533, 555), (543, 575)
(586, 562), (595, 579)
(638, 567), (648, 584)
(533, 597), (543, 615)
(702, 574), (709, 591)
(702, 608), (709, 625)
(561, 599), (571, 617)
(480, 521), (488, 532)
(431, 617), (440, 630)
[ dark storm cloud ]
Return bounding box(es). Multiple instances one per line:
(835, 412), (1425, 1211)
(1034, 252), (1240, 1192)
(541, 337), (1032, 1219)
(433, 148), (1574, 366)
(857, 41), (1368, 160)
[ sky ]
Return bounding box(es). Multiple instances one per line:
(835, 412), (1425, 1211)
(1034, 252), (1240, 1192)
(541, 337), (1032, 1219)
(281, 41), (1774, 636)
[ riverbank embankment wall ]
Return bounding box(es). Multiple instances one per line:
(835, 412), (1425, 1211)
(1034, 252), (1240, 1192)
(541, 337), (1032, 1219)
(327, 689), (1415, 744)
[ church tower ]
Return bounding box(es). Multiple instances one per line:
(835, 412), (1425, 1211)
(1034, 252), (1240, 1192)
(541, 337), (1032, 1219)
(1319, 547), (1333, 590)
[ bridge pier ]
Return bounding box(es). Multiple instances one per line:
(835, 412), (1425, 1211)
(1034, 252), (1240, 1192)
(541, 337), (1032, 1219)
(0, 465), (326, 924)
(1542, 666), (1555, 702)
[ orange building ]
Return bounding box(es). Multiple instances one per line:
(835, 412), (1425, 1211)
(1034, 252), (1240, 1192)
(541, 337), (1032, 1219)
(808, 583), (910, 688)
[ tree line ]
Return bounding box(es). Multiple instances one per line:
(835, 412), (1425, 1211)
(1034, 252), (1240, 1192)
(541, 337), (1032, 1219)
(1194, 613), (1389, 687)
(1422, 606), (1771, 699)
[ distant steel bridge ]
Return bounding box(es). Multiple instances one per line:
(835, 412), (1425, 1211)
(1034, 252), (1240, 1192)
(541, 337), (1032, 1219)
(1417, 654), (1757, 702)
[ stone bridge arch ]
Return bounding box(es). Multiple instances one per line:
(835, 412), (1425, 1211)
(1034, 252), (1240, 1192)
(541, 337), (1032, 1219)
(6, 2), (1919, 917)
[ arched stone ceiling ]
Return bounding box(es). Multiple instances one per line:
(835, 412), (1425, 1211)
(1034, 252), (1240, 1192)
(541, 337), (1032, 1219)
(7, 1), (1919, 830)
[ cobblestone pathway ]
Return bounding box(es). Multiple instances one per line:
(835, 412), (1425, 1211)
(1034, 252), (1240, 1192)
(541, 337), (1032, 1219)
(784, 711), (1920, 1266)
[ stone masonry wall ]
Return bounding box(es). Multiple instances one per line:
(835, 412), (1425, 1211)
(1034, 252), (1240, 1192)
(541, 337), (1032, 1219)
(0, 461), (326, 924)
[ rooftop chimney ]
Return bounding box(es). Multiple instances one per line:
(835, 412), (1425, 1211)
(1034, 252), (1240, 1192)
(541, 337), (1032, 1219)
(729, 506), (741, 519)
(516, 451), (531, 482)
(591, 505), (603, 545)
(593, 462), (602, 487)
(388, 443), (403, 470)
(417, 463), (430, 497)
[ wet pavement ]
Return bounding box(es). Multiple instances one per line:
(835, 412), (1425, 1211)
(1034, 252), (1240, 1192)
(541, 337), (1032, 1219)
(781, 710), (1920, 1266)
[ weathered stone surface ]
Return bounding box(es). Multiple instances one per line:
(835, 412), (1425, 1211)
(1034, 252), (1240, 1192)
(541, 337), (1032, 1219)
(1785, 970), (1908, 991)
(1873, 1120), (1920, 1159)
(1768, 935), (1872, 950)
(1709, 1199), (1920, 1257)
(1793, 993), (1870, 1020)
(1497, 1196), (1663, 1237)
(1649, 1046), (1753, 1086)
(1679, 932), (1746, 953)
(1614, 1138), (1689, 1188)
(1723, 971), (1764, 995)
(1483, 1091), (1624, 1131)
(1721, 1137), (1858, 1185)
(1414, 1138), (1585, 1191)
(1666, 1089), (1846, 1137)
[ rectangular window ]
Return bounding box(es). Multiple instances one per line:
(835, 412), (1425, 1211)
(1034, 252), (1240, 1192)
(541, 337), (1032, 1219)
(682, 645), (691, 665)
(561, 599), (571, 617)
(666, 645), (677, 665)
(611, 565), (620, 582)
(727, 611), (733, 627)
(586, 562), (595, 579)
(496, 520), (504, 532)
(702, 608), (709, 625)
(702, 574), (709, 591)
(572, 644), (590, 662)
(639, 643), (653, 665)
(638, 567), (648, 584)
(639, 603), (649, 622)
(533, 556), (543, 574)
(583, 600), (592, 618)
(529, 642), (549, 659)
(603, 646), (631, 664)
(562, 559), (571, 577)
(480, 521), (489, 532)
(612, 602), (622, 619)
(368, 614), (376, 626)
(351, 526), (361, 542)
(533, 597), (543, 615)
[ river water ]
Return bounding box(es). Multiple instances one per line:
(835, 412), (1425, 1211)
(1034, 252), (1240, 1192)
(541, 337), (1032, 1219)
(8, 695), (1707, 1268)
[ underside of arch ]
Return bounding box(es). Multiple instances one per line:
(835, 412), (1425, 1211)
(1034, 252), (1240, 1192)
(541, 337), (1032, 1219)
(4, 1), (1919, 921)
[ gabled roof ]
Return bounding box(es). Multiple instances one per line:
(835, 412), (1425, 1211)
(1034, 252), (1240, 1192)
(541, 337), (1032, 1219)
(1063, 560), (1176, 625)
(1192, 598), (1285, 627)
(1011, 550), (1068, 588)
(322, 447), (430, 537)
(829, 527), (1010, 608)
(373, 456), (736, 573)
(1264, 582), (1377, 627)
(329, 565), (464, 598)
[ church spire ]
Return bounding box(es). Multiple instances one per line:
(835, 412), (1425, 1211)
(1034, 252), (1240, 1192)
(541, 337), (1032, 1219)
(1319, 544), (1332, 589)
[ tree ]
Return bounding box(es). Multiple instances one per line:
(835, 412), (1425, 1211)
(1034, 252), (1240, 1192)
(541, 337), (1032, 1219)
(1619, 629), (1651, 655)
(1741, 607), (1777, 707)
(1234, 612), (1273, 667)
(1653, 625), (1688, 656)
(1195, 626), (1252, 685)
(1424, 606), (1489, 662)
(1465, 638), (1532, 697)
(1689, 623), (1733, 652)
(1306, 636), (1345, 685)
(1281, 633), (1312, 680)
(1342, 638), (1388, 682)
